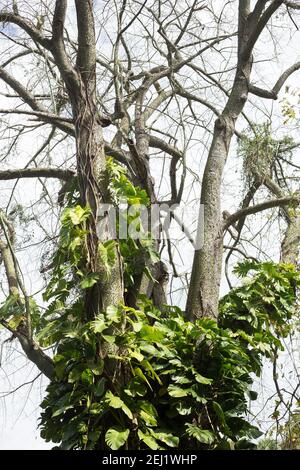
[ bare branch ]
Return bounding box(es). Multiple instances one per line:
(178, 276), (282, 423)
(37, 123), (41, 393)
(0, 168), (75, 182)
(285, 1), (300, 9)
(0, 11), (51, 48)
(0, 108), (73, 124)
(51, 1), (79, 94)
(0, 319), (54, 379)
(242, 0), (285, 60)
(0, 67), (74, 135)
(142, 89), (173, 123)
(249, 61), (300, 99)
(0, 66), (42, 111)
(223, 196), (300, 231)
(174, 84), (220, 117)
(74, 0), (96, 83)
(0, 212), (54, 379)
(149, 135), (182, 161)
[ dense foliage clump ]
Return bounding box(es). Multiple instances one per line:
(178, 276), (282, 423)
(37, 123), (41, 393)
(2, 162), (296, 450)
(38, 251), (300, 449)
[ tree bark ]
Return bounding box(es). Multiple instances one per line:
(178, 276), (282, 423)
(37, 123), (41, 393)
(58, 0), (124, 317)
(0, 214), (54, 379)
(186, 1), (254, 319)
(186, 1), (286, 320)
(281, 211), (300, 265)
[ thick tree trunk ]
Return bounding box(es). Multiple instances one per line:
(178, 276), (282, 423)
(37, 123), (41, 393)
(281, 213), (300, 265)
(186, 1), (253, 319)
(74, 101), (124, 317)
(186, 1), (285, 319)
(71, 1), (123, 318)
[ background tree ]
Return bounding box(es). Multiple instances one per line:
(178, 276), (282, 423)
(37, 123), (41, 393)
(0, 0), (299, 449)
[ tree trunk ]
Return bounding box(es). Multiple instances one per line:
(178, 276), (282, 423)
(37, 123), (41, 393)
(281, 212), (300, 265)
(71, 1), (123, 318)
(186, 0), (253, 319)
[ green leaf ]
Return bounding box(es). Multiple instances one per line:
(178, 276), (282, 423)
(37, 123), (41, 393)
(171, 374), (192, 385)
(0, 294), (22, 319)
(137, 430), (159, 450)
(193, 371), (212, 385)
(81, 369), (94, 385)
(168, 384), (188, 398)
(152, 430), (179, 448)
(105, 391), (133, 419)
(248, 390), (258, 401)
(91, 314), (108, 333)
(90, 403), (105, 415)
(80, 273), (99, 289)
(176, 402), (192, 416)
(68, 205), (90, 225)
(102, 335), (116, 344)
(68, 367), (83, 383)
(212, 401), (229, 432)
(124, 377), (147, 397)
(134, 367), (152, 389)
(52, 404), (73, 417)
(94, 377), (106, 397)
(139, 401), (158, 427)
(132, 322), (143, 332)
(185, 424), (214, 445)
(140, 409), (157, 427)
(105, 427), (130, 450)
(146, 246), (160, 263)
(129, 350), (144, 362)
(106, 305), (120, 322)
(141, 360), (162, 384)
(139, 325), (164, 342)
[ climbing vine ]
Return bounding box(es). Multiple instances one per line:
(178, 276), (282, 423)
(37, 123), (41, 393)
(30, 162), (300, 449)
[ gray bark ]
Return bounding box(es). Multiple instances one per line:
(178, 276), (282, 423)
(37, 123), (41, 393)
(0, 214), (54, 379)
(186, 1), (253, 319)
(281, 216), (300, 265)
(58, 0), (124, 316)
(186, 0), (286, 319)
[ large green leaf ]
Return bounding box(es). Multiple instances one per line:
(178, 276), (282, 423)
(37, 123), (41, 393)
(139, 325), (164, 342)
(168, 384), (188, 397)
(105, 427), (130, 450)
(152, 430), (179, 448)
(105, 391), (133, 419)
(185, 424), (214, 445)
(137, 430), (159, 450)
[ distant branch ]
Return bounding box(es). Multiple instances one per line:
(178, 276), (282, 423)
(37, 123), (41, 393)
(0, 108), (73, 124)
(0, 11), (51, 48)
(0, 211), (54, 379)
(242, 0), (285, 60)
(223, 196), (300, 231)
(149, 135), (183, 160)
(0, 319), (54, 379)
(0, 168), (75, 182)
(0, 67), (74, 135)
(285, 1), (300, 9)
(249, 61), (300, 99)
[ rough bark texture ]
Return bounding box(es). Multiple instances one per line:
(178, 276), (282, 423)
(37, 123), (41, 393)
(186, 1), (253, 319)
(281, 214), (300, 265)
(56, 0), (124, 317)
(186, 0), (287, 319)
